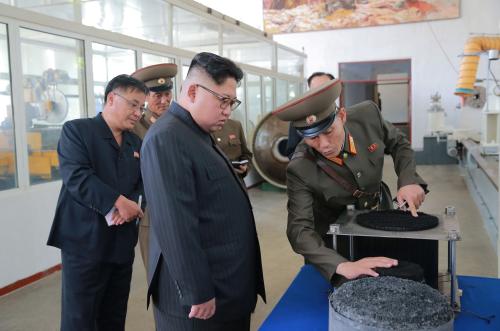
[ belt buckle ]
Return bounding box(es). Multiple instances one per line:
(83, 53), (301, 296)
(353, 190), (363, 198)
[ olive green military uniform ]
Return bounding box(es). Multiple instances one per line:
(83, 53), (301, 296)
(133, 109), (157, 140)
(274, 79), (426, 282)
(212, 119), (252, 178)
(131, 109), (158, 268)
(286, 100), (426, 280)
(131, 63), (177, 270)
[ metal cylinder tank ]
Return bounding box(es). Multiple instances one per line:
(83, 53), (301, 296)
(251, 112), (289, 189)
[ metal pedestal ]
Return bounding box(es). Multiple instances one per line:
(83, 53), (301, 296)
(328, 206), (461, 309)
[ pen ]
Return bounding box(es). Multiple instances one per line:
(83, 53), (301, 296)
(136, 195), (142, 226)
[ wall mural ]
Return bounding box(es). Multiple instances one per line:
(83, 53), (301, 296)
(263, 0), (460, 34)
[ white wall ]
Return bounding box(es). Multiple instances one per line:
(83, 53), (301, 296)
(273, 0), (500, 149)
(0, 182), (61, 288)
(196, 0), (500, 149)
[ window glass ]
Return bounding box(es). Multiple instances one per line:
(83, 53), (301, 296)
(10, 0), (79, 21)
(0, 24), (17, 190)
(142, 53), (174, 67)
(278, 47), (304, 77)
(92, 43), (136, 113)
(172, 6), (219, 54)
(276, 79), (287, 107)
(10, 0), (172, 46)
(82, 0), (171, 46)
(339, 60), (411, 81)
(263, 76), (274, 114)
(223, 26), (272, 70)
(230, 80), (246, 135)
(245, 74), (261, 146)
(288, 81), (300, 100)
(20, 28), (85, 185)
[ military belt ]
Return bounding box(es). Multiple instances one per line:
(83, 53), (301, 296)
(293, 150), (379, 200)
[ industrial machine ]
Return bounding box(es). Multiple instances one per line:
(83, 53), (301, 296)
(455, 35), (500, 155)
(252, 111), (289, 189)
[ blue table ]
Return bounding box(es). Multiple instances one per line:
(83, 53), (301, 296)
(260, 265), (500, 331)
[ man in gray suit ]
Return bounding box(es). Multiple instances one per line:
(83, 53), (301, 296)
(141, 52), (266, 331)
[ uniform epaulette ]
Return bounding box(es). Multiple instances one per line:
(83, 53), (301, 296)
(290, 151), (306, 161)
(291, 150), (316, 163)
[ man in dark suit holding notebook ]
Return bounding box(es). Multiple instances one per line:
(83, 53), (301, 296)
(47, 74), (147, 330)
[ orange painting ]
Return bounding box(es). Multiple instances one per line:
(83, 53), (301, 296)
(263, 0), (460, 34)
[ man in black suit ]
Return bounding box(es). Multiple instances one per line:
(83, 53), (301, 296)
(141, 52), (266, 331)
(47, 75), (147, 331)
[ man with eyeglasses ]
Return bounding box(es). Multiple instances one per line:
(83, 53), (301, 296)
(130, 63), (177, 272)
(274, 79), (428, 286)
(47, 74), (147, 330)
(132, 63), (177, 139)
(141, 52), (265, 331)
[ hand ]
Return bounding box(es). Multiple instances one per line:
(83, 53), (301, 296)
(189, 298), (216, 320)
(336, 257), (398, 279)
(111, 208), (125, 225)
(113, 195), (143, 225)
(234, 164), (248, 175)
(396, 184), (425, 217)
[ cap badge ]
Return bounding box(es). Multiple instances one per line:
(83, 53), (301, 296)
(306, 115), (317, 125)
(157, 78), (166, 84)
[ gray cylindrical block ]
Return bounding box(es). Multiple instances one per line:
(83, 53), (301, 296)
(329, 277), (454, 331)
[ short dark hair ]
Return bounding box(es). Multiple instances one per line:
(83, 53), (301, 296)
(104, 74), (148, 102)
(187, 52), (243, 85)
(307, 72), (335, 88)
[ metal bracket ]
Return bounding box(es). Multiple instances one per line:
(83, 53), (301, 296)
(329, 223), (340, 234)
(448, 230), (460, 241)
(445, 205), (456, 216)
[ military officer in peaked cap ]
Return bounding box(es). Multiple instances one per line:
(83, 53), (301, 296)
(132, 63), (178, 138)
(274, 79), (428, 284)
(131, 63), (177, 270)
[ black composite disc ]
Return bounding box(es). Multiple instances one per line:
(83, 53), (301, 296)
(374, 260), (425, 282)
(356, 210), (439, 231)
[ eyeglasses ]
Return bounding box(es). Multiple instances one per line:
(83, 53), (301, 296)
(196, 84), (241, 111)
(114, 92), (146, 113)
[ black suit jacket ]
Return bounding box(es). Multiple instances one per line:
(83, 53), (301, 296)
(47, 113), (143, 264)
(141, 102), (266, 322)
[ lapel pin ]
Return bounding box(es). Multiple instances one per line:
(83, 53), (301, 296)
(368, 143), (378, 153)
